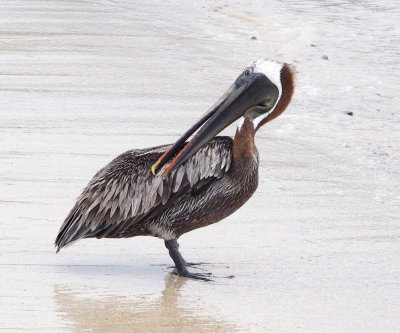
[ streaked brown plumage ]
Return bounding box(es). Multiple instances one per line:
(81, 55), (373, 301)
(55, 59), (294, 280)
(55, 136), (236, 248)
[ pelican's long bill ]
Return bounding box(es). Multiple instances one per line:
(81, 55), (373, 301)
(150, 68), (280, 176)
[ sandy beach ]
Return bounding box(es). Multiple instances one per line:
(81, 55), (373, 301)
(1, 0), (399, 332)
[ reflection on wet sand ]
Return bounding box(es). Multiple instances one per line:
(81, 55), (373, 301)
(54, 274), (239, 333)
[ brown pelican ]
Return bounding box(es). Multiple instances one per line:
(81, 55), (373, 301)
(55, 59), (295, 280)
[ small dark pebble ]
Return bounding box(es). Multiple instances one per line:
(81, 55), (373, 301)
(251, 36), (257, 40)
(224, 275), (235, 279)
(310, 43), (317, 47)
(346, 112), (353, 116)
(322, 55), (329, 60)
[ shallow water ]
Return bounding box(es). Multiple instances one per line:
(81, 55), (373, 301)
(1, 0), (399, 332)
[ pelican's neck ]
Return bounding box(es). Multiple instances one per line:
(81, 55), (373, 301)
(236, 117), (246, 131)
(232, 117), (256, 161)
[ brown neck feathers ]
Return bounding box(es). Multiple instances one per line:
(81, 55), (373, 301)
(255, 63), (295, 132)
(232, 117), (256, 161)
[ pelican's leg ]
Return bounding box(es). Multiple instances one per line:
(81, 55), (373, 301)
(164, 239), (211, 281)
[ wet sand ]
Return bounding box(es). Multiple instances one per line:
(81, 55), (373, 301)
(1, 0), (399, 332)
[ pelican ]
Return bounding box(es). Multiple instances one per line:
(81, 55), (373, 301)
(55, 58), (295, 280)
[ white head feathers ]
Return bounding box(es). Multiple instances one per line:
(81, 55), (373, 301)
(253, 58), (283, 99)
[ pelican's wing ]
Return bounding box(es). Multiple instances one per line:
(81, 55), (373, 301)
(55, 137), (232, 251)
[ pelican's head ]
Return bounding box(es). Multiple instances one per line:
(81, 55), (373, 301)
(151, 58), (295, 175)
(237, 58), (293, 130)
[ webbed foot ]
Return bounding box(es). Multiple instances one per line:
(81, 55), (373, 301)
(175, 269), (212, 281)
(184, 261), (209, 267)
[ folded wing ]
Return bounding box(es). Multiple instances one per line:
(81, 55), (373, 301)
(55, 137), (232, 251)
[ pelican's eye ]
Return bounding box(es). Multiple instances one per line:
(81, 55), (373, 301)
(243, 67), (252, 76)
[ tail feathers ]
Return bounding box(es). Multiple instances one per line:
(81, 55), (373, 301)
(55, 210), (91, 252)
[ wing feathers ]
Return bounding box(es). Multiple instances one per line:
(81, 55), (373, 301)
(55, 137), (232, 250)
